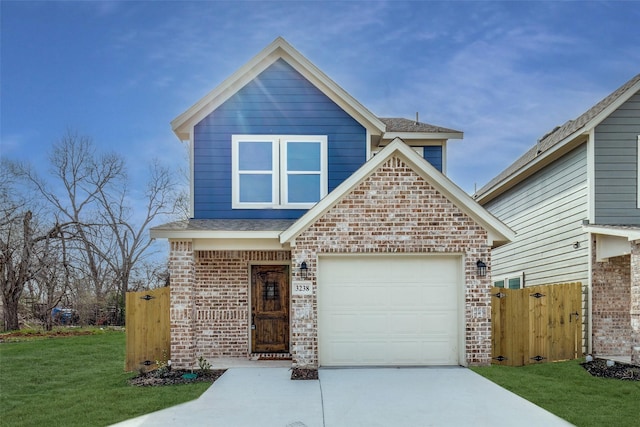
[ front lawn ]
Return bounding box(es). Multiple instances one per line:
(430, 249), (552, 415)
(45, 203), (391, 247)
(0, 329), (212, 427)
(472, 360), (640, 427)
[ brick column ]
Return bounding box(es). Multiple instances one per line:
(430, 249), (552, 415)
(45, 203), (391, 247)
(290, 248), (318, 369)
(466, 246), (493, 366)
(631, 241), (640, 364)
(168, 240), (196, 368)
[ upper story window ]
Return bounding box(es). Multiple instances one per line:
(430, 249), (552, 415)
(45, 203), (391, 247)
(232, 135), (328, 209)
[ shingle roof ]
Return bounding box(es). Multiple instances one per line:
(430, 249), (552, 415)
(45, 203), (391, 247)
(379, 117), (462, 134)
(475, 73), (640, 199)
(151, 219), (297, 232)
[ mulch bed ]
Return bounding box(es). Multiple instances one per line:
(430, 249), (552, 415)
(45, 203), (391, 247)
(130, 367), (317, 385)
(290, 368), (318, 380)
(129, 369), (226, 386)
(581, 358), (640, 381)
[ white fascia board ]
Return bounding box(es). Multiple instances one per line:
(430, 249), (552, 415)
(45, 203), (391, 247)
(476, 135), (587, 205)
(280, 138), (514, 246)
(395, 144), (515, 247)
(171, 37), (385, 140)
(193, 238), (286, 251)
(587, 128), (595, 223)
(477, 82), (640, 205)
(151, 229), (283, 241)
(189, 128), (195, 218)
(171, 53), (277, 140)
(277, 48), (386, 135)
(586, 82), (640, 133)
(637, 135), (640, 209)
(382, 132), (463, 141)
(442, 140), (448, 176)
(583, 224), (640, 241)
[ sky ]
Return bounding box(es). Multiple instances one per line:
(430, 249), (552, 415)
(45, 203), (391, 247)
(2, 0), (640, 198)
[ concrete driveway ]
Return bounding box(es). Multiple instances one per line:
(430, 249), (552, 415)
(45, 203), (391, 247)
(112, 367), (574, 427)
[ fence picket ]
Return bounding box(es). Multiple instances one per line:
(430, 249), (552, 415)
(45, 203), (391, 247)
(125, 287), (170, 372)
(491, 283), (582, 366)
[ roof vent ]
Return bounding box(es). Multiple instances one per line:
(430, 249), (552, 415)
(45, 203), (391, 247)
(415, 112), (419, 125)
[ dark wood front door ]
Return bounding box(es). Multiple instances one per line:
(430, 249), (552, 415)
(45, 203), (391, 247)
(251, 265), (289, 353)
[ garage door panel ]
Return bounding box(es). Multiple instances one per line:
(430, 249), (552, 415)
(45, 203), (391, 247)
(325, 341), (359, 364)
(421, 313), (457, 334)
(325, 286), (360, 306)
(389, 286), (425, 306)
(319, 255), (461, 366)
(389, 313), (421, 334)
(326, 314), (360, 333)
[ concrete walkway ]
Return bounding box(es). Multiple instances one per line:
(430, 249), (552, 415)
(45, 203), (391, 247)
(112, 367), (574, 427)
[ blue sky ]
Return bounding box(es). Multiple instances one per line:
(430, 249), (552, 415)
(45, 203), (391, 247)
(2, 0), (640, 196)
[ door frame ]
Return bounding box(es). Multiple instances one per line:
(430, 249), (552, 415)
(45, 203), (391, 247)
(248, 261), (291, 354)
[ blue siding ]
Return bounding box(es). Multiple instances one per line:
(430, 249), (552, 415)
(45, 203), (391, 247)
(423, 146), (442, 172)
(193, 59), (367, 219)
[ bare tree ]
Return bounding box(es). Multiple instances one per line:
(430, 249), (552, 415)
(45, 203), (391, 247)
(2, 130), (180, 329)
(0, 162), (69, 330)
(28, 229), (76, 330)
(42, 131), (125, 303)
(95, 160), (178, 322)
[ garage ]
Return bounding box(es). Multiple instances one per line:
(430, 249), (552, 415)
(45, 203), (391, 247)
(317, 255), (462, 366)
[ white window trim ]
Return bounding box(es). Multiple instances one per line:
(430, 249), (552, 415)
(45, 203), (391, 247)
(493, 271), (524, 289)
(281, 138), (328, 206)
(232, 134), (327, 209)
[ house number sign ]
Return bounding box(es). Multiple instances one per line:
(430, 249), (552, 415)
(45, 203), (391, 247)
(292, 281), (313, 296)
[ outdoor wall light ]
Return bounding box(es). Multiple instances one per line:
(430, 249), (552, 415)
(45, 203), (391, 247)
(476, 260), (487, 277)
(300, 261), (308, 279)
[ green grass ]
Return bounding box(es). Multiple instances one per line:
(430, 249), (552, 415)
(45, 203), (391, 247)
(0, 330), (212, 427)
(472, 360), (640, 427)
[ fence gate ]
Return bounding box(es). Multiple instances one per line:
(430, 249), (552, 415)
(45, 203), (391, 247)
(125, 287), (170, 372)
(491, 282), (582, 366)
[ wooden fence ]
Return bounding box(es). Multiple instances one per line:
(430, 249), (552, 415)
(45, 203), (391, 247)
(125, 287), (170, 372)
(491, 282), (582, 366)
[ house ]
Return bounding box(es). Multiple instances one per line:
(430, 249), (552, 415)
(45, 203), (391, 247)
(474, 73), (640, 364)
(151, 37), (513, 369)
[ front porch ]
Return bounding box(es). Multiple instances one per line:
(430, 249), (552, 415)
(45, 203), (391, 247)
(587, 225), (640, 365)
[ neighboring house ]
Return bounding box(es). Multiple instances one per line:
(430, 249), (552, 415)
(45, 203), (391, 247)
(151, 37), (513, 369)
(475, 73), (640, 364)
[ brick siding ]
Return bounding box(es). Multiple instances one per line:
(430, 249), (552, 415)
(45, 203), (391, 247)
(289, 156), (492, 368)
(591, 240), (632, 356)
(631, 241), (640, 363)
(169, 247), (290, 368)
(168, 155), (495, 368)
(168, 241), (196, 367)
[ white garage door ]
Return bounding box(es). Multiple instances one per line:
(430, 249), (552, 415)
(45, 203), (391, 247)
(318, 255), (461, 366)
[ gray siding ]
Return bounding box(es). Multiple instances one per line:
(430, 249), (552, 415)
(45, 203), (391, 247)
(594, 92), (640, 225)
(484, 145), (588, 286)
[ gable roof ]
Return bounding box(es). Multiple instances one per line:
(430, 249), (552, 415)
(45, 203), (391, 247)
(280, 138), (514, 247)
(379, 118), (463, 141)
(475, 73), (640, 203)
(171, 37), (387, 140)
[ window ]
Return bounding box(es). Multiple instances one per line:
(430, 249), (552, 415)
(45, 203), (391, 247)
(232, 135), (327, 208)
(493, 272), (524, 289)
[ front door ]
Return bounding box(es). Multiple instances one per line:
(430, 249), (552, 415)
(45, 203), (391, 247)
(251, 265), (289, 353)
